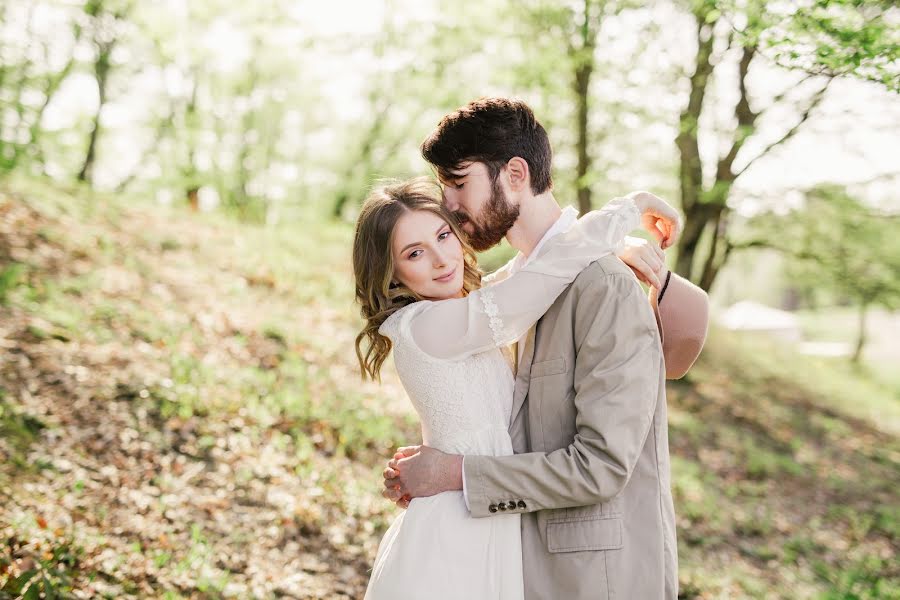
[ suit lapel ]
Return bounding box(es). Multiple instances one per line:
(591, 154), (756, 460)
(509, 325), (537, 429)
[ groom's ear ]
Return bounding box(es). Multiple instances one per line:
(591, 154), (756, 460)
(505, 157), (530, 192)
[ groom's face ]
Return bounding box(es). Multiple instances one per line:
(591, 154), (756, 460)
(439, 162), (520, 252)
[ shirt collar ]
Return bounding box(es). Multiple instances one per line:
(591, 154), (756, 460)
(512, 206), (579, 272)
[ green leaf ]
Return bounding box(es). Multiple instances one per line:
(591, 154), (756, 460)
(23, 580), (41, 600)
(1, 569), (37, 594)
(43, 575), (57, 600)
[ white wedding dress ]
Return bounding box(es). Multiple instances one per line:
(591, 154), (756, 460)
(364, 197), (640, 600)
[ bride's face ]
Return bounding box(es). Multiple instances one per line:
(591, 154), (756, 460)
(391, 209), (465, 300)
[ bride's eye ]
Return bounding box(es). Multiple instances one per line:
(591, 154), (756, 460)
(438, 230), (452, 241)
(408, 249), (422, 259)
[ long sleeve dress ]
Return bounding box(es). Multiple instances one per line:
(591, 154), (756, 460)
(364, 197), (641, 600)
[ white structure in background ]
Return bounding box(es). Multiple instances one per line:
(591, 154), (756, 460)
(797, 341), (854, 357)
(718, 301), (803, 342)
(718, 301), (854, 356)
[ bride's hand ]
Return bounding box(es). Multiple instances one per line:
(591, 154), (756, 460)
(383, 446), (421, 509)
(617, 236), (667, 289)
(382, 445), (462, 501)
(627, 191), (682, 249)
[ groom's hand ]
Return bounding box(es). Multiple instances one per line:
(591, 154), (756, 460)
(381, 445), (463, 503)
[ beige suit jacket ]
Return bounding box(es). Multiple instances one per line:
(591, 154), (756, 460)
(464, 254), (677, 600)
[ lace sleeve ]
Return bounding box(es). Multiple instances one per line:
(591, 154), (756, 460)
(407, 196), (641, 360)
(482, 255), (517, 286)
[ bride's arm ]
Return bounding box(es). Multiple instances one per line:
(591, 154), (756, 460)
(481, 192), (680, 289)
(408, 196), (641, 360)
(481, 256), (516, 286)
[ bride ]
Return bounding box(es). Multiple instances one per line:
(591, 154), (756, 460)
(352, 177), (679, 599)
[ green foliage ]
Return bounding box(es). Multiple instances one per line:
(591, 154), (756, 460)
(757, 0), (900, 92)
(0, 388), (46, 471)
(742, 184), (900, 360)
(0, 263), (25, 305)
(795, 185), (900, 310)
(670, 327), (900, 597)
(817, 554), (900, 599)
(0, 526), (84, 598)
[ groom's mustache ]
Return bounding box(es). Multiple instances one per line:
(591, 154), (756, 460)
(453, 211), (471, 226)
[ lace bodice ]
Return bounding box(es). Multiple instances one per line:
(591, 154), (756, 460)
(377, 197), (641, 454)
(381, 304), (516, 454)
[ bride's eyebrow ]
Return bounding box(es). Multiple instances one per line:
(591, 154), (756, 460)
(399, 224), (446, 253)
(399, 240), (421, 253)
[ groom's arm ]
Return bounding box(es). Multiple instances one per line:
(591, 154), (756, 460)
(383, 265), (663, 515)
(463, 267), (662, 516)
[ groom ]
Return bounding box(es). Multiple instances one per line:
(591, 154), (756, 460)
(382, 98), (707, 599)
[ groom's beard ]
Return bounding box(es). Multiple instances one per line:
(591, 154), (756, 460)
(455, 177), (520, 252)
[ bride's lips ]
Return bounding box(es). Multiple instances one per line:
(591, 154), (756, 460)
(434, 268), (457, 283)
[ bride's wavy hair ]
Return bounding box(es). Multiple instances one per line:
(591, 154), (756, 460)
(353, 177), (483, 381)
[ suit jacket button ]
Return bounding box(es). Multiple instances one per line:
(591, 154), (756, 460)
(489, 504), (498, 513)
(508, 499), (517, 509)
(517, 500), (527, 509)
(498, 502), (507, 511)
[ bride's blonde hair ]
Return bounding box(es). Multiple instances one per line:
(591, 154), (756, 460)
(353, 177), (483, 381)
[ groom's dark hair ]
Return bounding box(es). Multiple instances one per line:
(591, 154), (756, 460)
(421, 97), (553, 195)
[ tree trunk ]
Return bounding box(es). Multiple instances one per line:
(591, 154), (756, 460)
(674, 210), (706, 279)
(571, 0), (597, 215)
(187, 187), (200, 211)
(0, 2), (37, 172)
(29, 54), (78, 170)
(674, 8), (716, 283)
(573, 61), (593, 215)
(699, 205), (729, 290)
(77, 47), (111, 184)
(331, 123), (380, 218)
(183, 78), (200, 205)
(852, 302), (868, 364)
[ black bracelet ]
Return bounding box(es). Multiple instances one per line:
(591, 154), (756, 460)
(657, 270), (672, 305)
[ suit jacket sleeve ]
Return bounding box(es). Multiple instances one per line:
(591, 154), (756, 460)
(462, 269), (662, 517)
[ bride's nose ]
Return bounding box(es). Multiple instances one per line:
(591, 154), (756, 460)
(432, 247), (448, 268)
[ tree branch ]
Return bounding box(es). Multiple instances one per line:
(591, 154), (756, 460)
(717, 44), (758, 181)
(676, 8), (719, 215)
(728, 238), (821, 262)
(735, 77), (833, 178)
(769, 73), (817, 106)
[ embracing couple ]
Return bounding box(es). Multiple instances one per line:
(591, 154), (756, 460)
(352, 97), (709, 600)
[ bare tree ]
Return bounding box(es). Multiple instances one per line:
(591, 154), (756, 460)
(77, 0), (132, 184)
(675, 0), (832, 290)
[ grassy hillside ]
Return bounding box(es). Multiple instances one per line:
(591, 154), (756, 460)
(1, 178), (897, 599)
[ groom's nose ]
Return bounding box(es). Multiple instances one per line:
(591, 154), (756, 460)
(442, 189), (459, 212)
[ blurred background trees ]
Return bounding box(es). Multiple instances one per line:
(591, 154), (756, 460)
(741, 183), (900, 363)
(1, 0), (897, 312)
